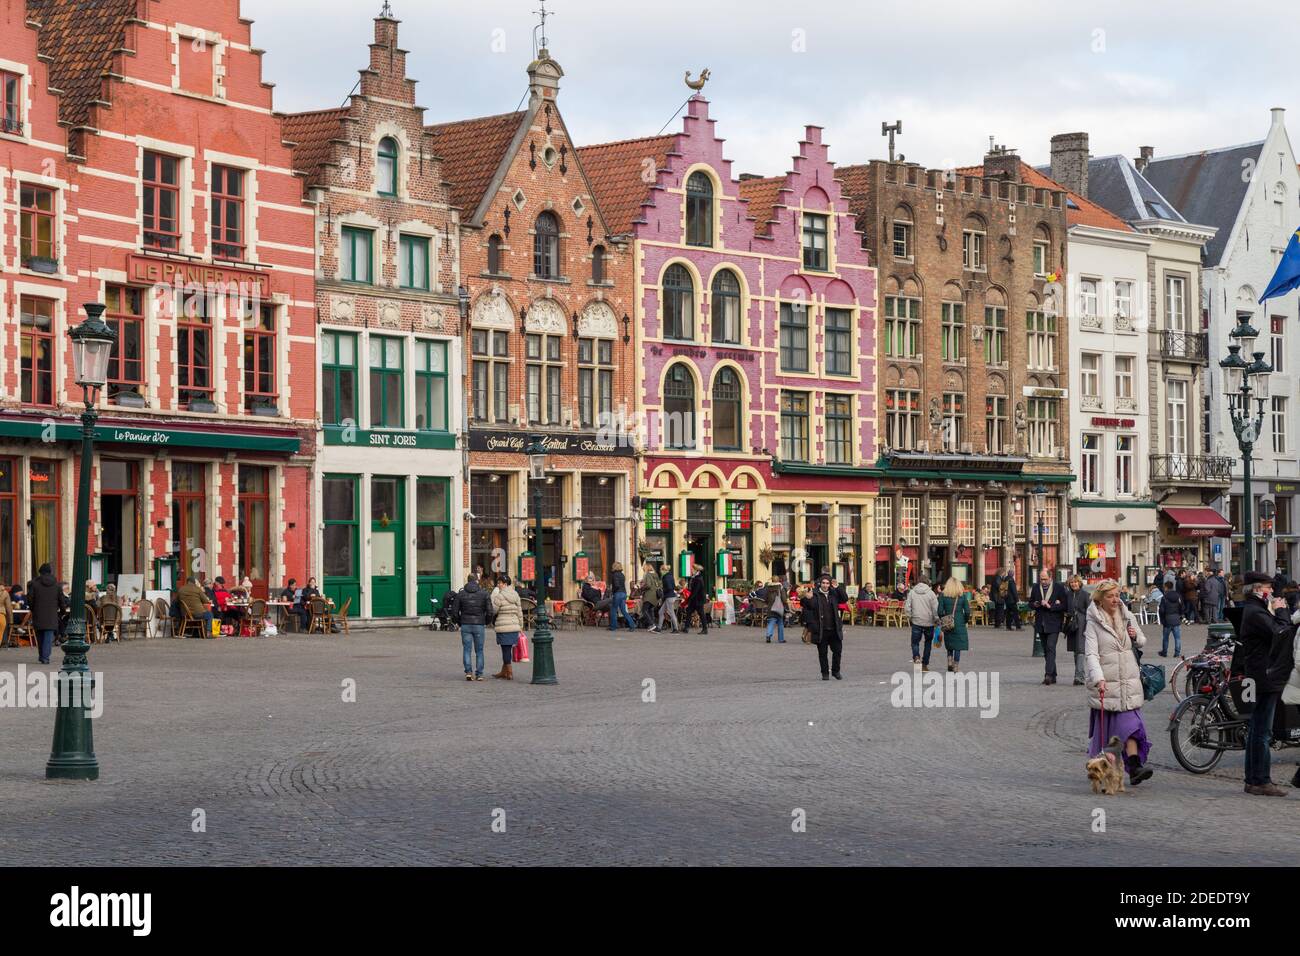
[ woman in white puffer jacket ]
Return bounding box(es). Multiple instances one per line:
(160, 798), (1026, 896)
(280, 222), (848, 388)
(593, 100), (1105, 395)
(1084, 579), (1154, 785)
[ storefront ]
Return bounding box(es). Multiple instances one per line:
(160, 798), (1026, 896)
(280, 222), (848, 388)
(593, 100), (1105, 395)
(1068, 502), (1158, 586)
(0, 414), (308, 596)
(1158, 505), (1231, 574)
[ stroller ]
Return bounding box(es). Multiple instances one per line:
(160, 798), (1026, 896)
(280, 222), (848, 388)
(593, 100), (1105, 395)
(428, 591), (457, 631)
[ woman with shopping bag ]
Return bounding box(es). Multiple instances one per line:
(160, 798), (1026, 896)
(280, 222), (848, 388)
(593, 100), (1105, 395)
(1084, 579), (1154, 785)
(490, 575), (524, 681)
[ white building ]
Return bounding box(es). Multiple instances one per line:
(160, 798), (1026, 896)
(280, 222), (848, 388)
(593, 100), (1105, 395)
(1145, 108), (1300, 577)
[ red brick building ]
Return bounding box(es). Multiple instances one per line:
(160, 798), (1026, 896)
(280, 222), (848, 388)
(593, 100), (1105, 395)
(281, 11), (463, 620)
(429, 45), (638, 601)
(0, 0), (316, 598)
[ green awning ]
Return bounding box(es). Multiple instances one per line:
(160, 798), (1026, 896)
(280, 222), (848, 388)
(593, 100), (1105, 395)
(0, 417), (300, 454)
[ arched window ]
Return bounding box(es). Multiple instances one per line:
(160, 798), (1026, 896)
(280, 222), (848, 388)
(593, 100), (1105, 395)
(533, 211), (560, 279)
(711, 269), (741, 344)
(377, 137), (399, 196)
(592, 244), (606, 284)
(664, 363), (696, 450)
(686, 171), (714, 247)
(487, 234), (503, 275)
(711, 368), (742, 450)
(662, 264), (694, 340)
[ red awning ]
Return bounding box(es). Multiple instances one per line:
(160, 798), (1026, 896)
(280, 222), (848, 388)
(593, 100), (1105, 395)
(1160, 506), (1232, 537)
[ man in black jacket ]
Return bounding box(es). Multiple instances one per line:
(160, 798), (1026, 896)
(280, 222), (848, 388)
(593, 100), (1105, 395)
(803, 575), (844, 680)
(993, 567), (1021, 630)
(27, 564), (66, 665)
(1029, 572), (1069, 685)
(452, 575), (491, 681)
(1238, 570), (1296, 796)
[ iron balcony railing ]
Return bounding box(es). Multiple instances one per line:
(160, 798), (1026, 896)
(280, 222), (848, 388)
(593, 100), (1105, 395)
(1159, 329), (1209, 363)
(1149, 454), (1234, 484)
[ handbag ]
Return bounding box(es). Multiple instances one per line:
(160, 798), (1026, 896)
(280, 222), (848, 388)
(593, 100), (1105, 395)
(1132, 646), (1166, 700)
(932, 624), (943, 647)
(513, 633), (531, 663)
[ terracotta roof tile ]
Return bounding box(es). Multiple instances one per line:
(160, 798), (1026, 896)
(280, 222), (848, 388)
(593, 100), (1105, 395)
(957, 160), (1132, 232)
(280, 107), (350, 187)
(736, 174), (789, 237)
(577, 134), (675, 235)
(835, 163), (871, 218)
(26, 0), (138, 143)
(426, 111), (526, 219)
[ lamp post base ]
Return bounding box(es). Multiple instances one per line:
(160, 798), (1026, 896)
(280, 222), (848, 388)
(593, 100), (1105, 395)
(1031, 632), (1044, 658)
(46, 652), (98, 780)
(530, 630), (558, 685)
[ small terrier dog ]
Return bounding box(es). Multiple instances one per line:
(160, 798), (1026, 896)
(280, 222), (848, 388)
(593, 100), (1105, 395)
(1086, 736), (1126, 795)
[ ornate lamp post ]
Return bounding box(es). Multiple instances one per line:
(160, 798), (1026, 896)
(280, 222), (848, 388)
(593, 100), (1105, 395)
(47, 304), (116, 780)
(1030, 480), (1048, 658)
(1219, 317), (1272, 575)
(526, 436), (557, 685)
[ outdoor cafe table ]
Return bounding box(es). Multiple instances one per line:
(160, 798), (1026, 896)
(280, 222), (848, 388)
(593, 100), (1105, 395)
(8, 608), (32, 646)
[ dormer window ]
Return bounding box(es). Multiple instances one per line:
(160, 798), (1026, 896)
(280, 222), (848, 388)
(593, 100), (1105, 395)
(1, 71), (20, 134)
(377, 137), (399, 196)
(802, 213), (829, 271)
(533, 211), (560, 279)
(686, 171), (714, 247)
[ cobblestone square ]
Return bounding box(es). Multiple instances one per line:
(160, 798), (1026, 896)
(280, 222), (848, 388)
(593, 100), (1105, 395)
(1, 621), (1294, 866)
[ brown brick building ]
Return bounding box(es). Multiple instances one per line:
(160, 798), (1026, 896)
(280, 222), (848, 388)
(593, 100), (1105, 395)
(840, 149), (1074, 589)
(429, 45), (637, 601)
(282, 11), (463, 619)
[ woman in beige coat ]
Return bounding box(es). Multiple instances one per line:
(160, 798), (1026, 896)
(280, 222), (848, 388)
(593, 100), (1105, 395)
(1084, 579), (1153, 785)
(490, 575), (524, 681)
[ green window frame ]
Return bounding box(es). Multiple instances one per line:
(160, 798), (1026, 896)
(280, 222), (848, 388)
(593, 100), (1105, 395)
(415, 339), (449, 432)
(941, 302), (964, 361)
(321, 330), (358, 426)
(780, 390), (809, 462)
(400, 234), (430, 290)
(779, 302), (809, 372)
(322, 474), (360, 607)
(884, 296), (920, 358)
(369, 335), (404, 429)
(377, 137), (399, 197)
(341, 226), (373, 284)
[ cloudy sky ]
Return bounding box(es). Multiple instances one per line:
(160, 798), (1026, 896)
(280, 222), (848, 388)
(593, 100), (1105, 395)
(246, 0), (1295, 177)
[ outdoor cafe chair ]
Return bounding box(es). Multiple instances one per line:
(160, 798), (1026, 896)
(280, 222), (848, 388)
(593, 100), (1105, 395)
(125, 599), (153, 640)
(177, 605), (209, 640)
(307, 597), (332, 635)
(154, 597), (172, 638)
(247, 599), (268, 637)
(334, 597), (352, 635)
(561, 599), (589, 630)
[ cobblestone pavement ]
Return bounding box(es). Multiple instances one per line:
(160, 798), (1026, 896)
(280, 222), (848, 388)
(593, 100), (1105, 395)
(0, 620), (1295, 866)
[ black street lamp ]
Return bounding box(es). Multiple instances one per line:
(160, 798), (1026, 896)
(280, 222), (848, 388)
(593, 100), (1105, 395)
(1030, 480), (1048, 659)
(47, 303), (116, 780)
(526, 436), (557, 685)
(1219, 317), (1271, 575)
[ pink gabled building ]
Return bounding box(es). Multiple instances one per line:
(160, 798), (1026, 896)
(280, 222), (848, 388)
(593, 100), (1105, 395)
(581, 96), (879, 589)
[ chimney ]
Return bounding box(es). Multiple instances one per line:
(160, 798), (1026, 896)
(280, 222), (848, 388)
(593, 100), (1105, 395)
(1271, 106), (1286, 130)
(738, 173), (763, 182)
(982, 143), (1021, 183)
(527, 48), (564, 106)
(1049, 132), (1089, 198)
(1134, 146), (1154, 173)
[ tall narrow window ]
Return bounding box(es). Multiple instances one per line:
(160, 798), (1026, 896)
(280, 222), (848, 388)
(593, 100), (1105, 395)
(1115, 280), (1133, 321)
(663, 363), (695, 449)
(533, 211), (560, 279)
(802, 213), (829, 271)
(780, 391), (809, 461)
(1078, 278), (1099, 324)
(1115, 435), (1134, 496)
(825, 308), (852, 375)
(322, 331), (357, 425)
(0, 70), (20, 134)
(685, 171), (714, 247)
(105, 286), (144, 401)
(399, 234), (430, 290)
(1080, 353), (1100, 404)
(172, 462), (206, 584)
(242, 302), (278, 413)
(591, 244), (606, 284)
(341, 226), (373, 283)
(1081, 434), (1101, 495)
(1167, 380), (1188, 457)
(578, 338), (614, 429)
(886, 389), (921, 450)
(942, 392), (965, 451)
(526, 334), (563, 425)
(20, 297), (55, 407)
(984, 307), (1007, 364)
(1027, 311), (1056, 370)
(962, 228), (985, 269)
(779, 302), (808, 372)
(892, 212), (912, 260)
(20, 185), (55, 264)
(711, 368), (742, 451)
(377, 137), (399, 196)
(29, 460), (60, 579)
(885, 296), (921, 358)
(1273, 397), (1288, 454)
(1028, 398), (1058, 457)
(415, 340), (449, 432)
(711, 269), (741, 344)
(1165, 275), (1186, 331)
(1272, 316), (1286, 374)
(486, 234), (503, 274)
(471, 329), (510, 422)
(1114, 355), (1134, 403)
(211, 165), (245, 260)
(177, 293), (214, 409)
(369, 336), (404, 428)
(986, 396), (1007, 454)
(941, 302), (964, 361)
(662, 264), (694, 340)
(825, 394), (852, 464)
(143, 151), (181, 251)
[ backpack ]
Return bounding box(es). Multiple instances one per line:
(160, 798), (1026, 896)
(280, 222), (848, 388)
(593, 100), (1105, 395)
(997, 580), (1009, 599)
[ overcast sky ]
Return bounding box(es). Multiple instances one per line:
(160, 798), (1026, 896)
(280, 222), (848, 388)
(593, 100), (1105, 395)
(246, 0), (1296, 177)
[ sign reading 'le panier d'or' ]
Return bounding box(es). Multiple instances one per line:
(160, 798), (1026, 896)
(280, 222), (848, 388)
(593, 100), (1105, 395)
(127, 254), (272, 296)
(469, 429), (635, 457)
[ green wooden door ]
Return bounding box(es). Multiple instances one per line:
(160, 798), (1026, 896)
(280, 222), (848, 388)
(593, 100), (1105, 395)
(370, 476), (406, 617)
(322, 474), (361, 613)
(416, 477), (452, 616)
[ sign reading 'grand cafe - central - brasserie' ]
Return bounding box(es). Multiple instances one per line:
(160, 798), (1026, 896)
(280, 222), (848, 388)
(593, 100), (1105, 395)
(468, 429), (636, 457)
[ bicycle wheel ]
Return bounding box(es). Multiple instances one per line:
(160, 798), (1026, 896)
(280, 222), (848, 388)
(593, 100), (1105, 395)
(1171, 659), (1189, 702)
(1168, 694), (1229, 774)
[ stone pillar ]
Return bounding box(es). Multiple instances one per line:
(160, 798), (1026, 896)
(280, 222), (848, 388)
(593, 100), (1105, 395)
(975, 492), (986, 587)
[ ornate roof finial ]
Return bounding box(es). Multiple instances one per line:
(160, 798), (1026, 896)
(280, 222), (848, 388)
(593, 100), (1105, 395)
(535, 0), (551, 52)
(380, 1), (393, 17)
(685, 68), (710, 92)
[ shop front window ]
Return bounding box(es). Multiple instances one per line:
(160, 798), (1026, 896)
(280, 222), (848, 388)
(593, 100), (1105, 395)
(30, 459), (60, 579)
(172, 462), (206, 584)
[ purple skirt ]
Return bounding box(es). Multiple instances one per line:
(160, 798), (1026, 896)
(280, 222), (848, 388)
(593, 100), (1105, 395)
(1088, 707), (1151, 764)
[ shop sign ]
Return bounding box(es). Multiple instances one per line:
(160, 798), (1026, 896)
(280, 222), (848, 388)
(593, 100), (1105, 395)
(128, 254), (272, 297)
(324, 425), (455, 450)
(0, 416), (299, 453)
(469, 429), (635, 457)
(1022, 386), (1068, 399)
(1090, 417), (1135, 428)
(1273, 482), (1300, 494)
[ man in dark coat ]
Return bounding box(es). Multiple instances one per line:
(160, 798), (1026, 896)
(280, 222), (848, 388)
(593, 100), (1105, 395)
(684, 568), (710, 635)
(1158, 581), (1185, 657)
(802, 574), (844, 680)
(26, 564), (66, 665)
(1238, 570), (1296, 796)
(452, 575), (491, 680)
(1201, 567), (1227, 623)
(1028, 572), (1069, 685)
(994, 567), (1021, 630)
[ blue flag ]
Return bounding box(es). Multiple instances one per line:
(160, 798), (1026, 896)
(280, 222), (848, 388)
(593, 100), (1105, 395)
(1261, 227), (1300, 302)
